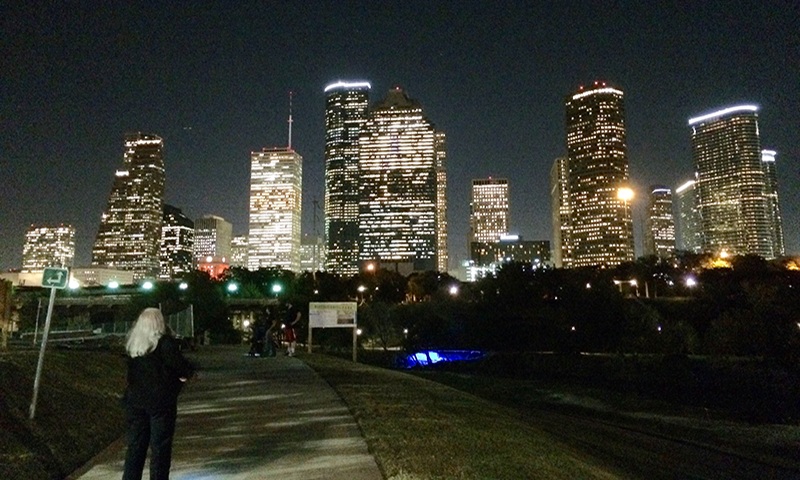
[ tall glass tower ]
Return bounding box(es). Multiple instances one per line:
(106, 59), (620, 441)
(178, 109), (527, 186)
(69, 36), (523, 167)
(644, 186), (675, 258)
(248, 147), (303, 272)
(435, 131), (448, 272)
(160, 205), (194, 280)
(470, 177), (510, 244)
(550, 157), (571, 268)
(323, 81), (370, 275)
(761, 149), (785, 257)
(689, 105), (773, 258)
(358, 87), (438, 272)
(675, 180), (702, 254)
(92, 133), (165, 279)
(565, 83), (634, 268)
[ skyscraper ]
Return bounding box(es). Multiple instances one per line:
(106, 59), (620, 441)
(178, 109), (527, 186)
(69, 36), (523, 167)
(761, 149), (785, 257)
(22, 224), (75, 272)
(644, 186), (675, 259)
(323, 81), (370, 276)
(470, 178), (509, 244)
(248, 147), (303, 272)
(550, 157), (571, 268)
(689, 105), (773, 258)
(193, 215), (232, 265)
(435, 131), (448, 272)
(92, 133), (165, 279)
(565, 83), (634, 267)
(160, 205), (194, 280)
(358, 87), (438, 272)
(230, 235), (249, 268)
(675, 180), (702, 254)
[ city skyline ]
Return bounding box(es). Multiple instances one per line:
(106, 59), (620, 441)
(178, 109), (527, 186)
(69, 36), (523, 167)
(3, 2), (798, 271)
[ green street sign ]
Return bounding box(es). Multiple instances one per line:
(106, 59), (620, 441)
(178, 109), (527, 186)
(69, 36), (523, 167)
(42, 267), (69, 289)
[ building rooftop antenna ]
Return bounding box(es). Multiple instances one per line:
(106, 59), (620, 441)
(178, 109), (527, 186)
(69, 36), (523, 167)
(287, 90), (294, 150)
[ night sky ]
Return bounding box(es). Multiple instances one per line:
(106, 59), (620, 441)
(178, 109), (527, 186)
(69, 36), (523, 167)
(3, 1), (799, 271)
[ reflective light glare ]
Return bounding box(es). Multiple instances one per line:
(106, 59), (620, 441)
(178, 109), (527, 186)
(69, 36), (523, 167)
(324, 81), (372, 92)
(688, 105), (758, 125)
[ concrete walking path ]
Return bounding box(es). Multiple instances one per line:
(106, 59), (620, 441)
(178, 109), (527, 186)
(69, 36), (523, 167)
(72, 346), (383, 479)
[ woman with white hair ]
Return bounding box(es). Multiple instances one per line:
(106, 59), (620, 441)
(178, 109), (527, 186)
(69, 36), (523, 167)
(122, 307), (194, 480)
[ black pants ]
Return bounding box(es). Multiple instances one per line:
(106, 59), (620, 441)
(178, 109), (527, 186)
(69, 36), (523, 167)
(122, 405), (177, 480)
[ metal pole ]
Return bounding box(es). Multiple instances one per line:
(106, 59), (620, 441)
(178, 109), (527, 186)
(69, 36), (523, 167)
(30, 287), (57, 419)
(352, 308), (358, 363)
(307, 325), (312, 354)
(33, 298), (42, 345)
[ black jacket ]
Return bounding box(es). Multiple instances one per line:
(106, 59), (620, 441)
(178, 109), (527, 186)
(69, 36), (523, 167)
(123, 335), (194, 412)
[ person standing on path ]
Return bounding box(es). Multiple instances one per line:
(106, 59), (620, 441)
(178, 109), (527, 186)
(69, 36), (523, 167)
(283, 303), (301, 356)
(121, 308), (194, 480)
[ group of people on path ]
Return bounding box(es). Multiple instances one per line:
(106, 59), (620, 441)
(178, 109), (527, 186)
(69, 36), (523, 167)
(249, 303), (302, 358)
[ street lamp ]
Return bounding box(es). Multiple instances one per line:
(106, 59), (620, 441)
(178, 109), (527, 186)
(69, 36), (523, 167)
(449, 285), (459, 296)
(142, 281), (154, 291)
(108, 281), (119, 289)
(178, 282), (188, 290)
(272, 284), (282, 296)
(227, 283), (238, 293)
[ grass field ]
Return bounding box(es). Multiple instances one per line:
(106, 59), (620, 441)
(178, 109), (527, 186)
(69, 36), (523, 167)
(300, 352), (621, 479)
(0, 346), (127, 480)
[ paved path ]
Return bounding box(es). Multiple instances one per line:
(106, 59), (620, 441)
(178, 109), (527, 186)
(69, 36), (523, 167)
(71, 346), (383, 480)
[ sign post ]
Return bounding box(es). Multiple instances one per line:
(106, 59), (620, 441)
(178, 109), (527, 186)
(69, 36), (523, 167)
(29, 267), (69, 419)
(308, 302), (358, 362)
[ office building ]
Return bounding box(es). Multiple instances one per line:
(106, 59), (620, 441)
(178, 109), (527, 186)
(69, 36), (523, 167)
(358, 87), (439, 272)
(644, 186), (675, 258)
(761, 149), (785, 257)
(300, 234), (326, 272)
(248, 147), (303, 272)
(22, 224), (75, 272)
(230, 235), (249, 268)
(466, 235), (550, 281)
(159, 205), (194, 280)
(565, 83), (634, 267)
(675, 180), (702, 253)
(92, 133), (165, 279)
(689, 105), (773, 258)
(323, 81), (370, 276)
(435, 131), (449, 272)
(550, 157), (571, 268)
(470, 178), (509, 244)
(194, 215), (232, 265)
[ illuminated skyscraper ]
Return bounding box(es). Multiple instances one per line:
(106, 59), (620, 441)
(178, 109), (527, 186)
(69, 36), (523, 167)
(470, 178), (509, 244)
(323, 81), (370, 275)
(92, 133), (165, 279)
(689, 105), (773, 258)
(761, 149), (785, 257)
(22, 224), (75, 272)
(550, 156), (570, 268)
(565, 83), (633, 267)
(230, 235), (249, 268)
(358, 87), (438, 272)
(435, 131), (448, 272)
(675, 180), (702, 253)
(193, 215), (232, 264)
(248, 147), (303, 272)
(644, 186), (675, 258)
(159, 205), (194, 280)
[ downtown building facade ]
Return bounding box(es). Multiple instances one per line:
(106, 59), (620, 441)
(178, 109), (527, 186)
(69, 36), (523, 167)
(643, 186), (675, 258)
(357, 87), (443, 273)
(22, 224), (76, 272)
(550, 157), (571, 268)
(230, 235), (249, 268)
(761, 149), (785, 257)
(562, 83), (634, 268)
(470, 178), (510, 244)
(248, 147), (303, 272)
(689, 105), (778, 258)
(675, 180), (703, 254)
(323, 81), (371, 275)
(193, 215), (232, 264)
(159, 205), (194, 280)
(92, 133), (165, 279)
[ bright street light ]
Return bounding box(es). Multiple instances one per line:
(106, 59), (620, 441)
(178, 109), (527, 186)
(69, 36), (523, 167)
(449, 285), (459, 296)
(272, 284), (282, 294)
(178, 282), (188, 290)
(685, 277), (698, 288)
(227, 283), (238, 293)
(142, 281), (154, 290)
(108, 281), (119, 289)
(617, 187), (634, 201)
